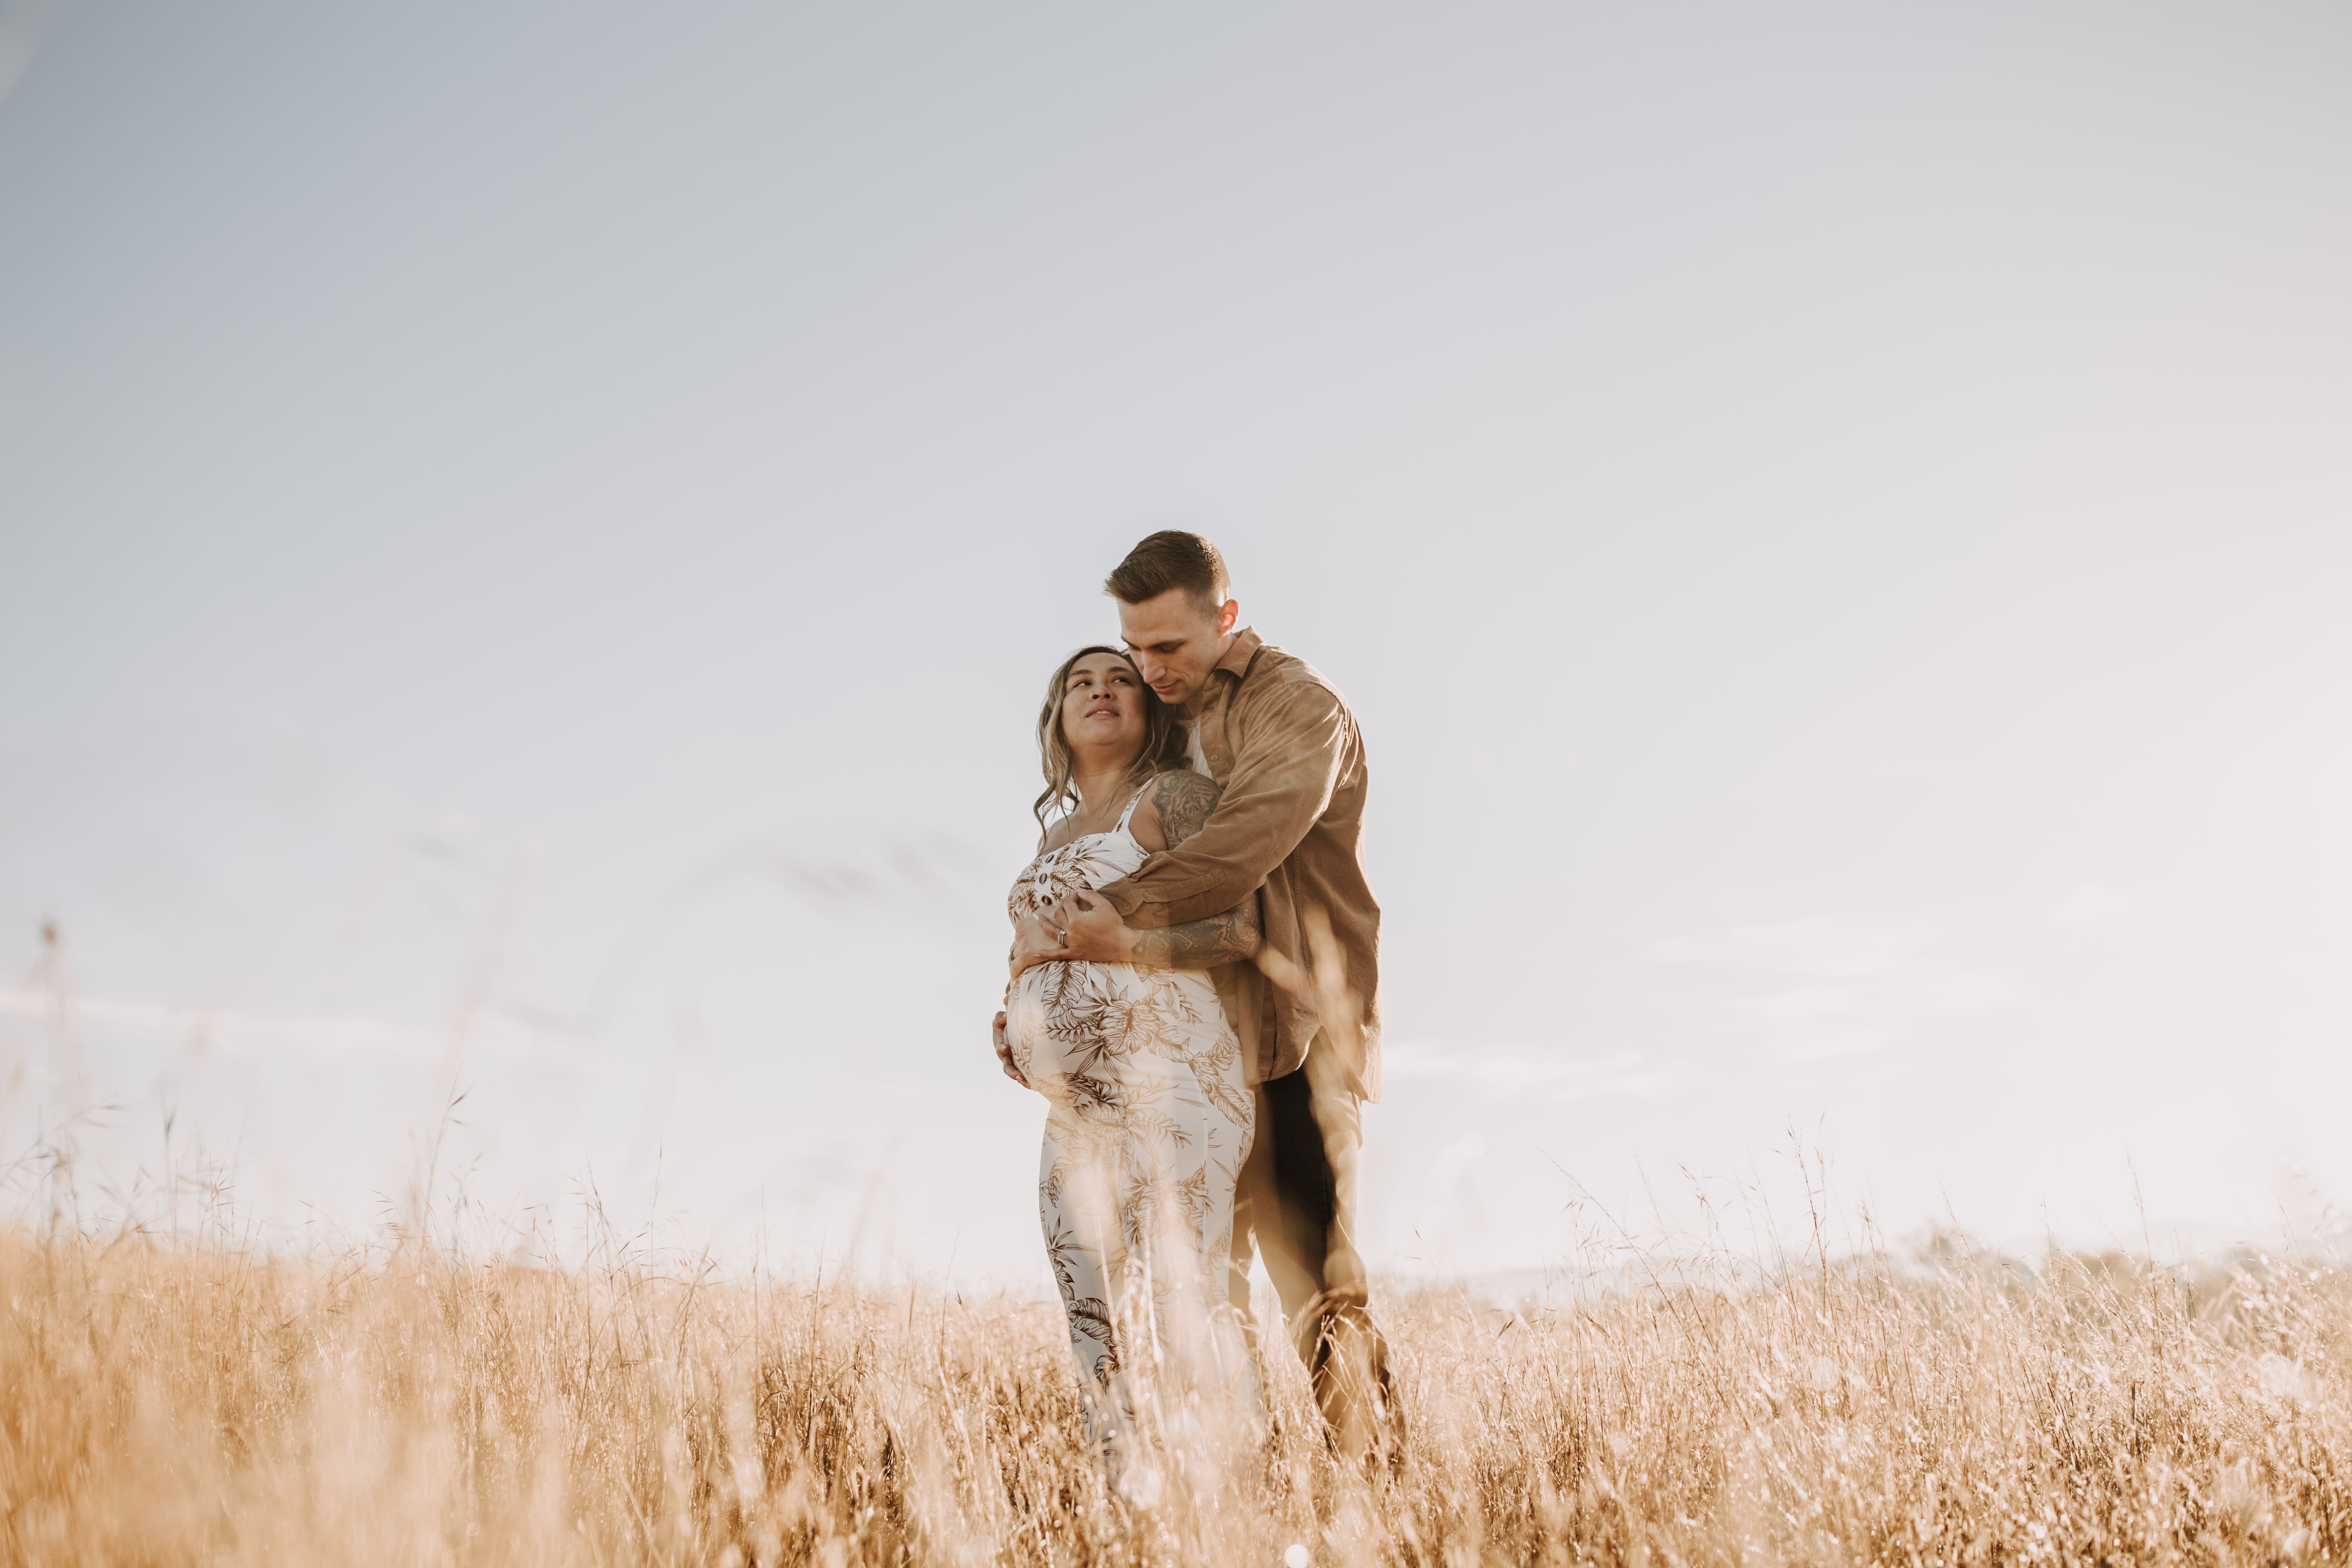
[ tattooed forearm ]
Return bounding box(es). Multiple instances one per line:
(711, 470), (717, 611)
(1130, 895), (1261, 970)
(1148, 769), (1221, 849)
(1118, 770), (1246, 968)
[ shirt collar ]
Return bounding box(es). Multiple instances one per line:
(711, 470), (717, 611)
(1212, 625), (1262, 680)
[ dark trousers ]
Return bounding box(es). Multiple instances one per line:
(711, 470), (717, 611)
(1228, 1060), (1403, 1464)
(1228, 1066), (1339, 1319)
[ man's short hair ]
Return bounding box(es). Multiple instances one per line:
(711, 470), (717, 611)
(1105, 531), (1230, 613)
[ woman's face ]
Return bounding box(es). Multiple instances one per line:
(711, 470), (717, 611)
(1059, 652), (1148, 762)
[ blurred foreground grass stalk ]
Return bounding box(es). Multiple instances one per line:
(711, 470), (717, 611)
(4, 1222), (2349, 1565)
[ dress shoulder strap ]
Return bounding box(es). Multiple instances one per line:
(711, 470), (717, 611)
(1116, 775), (1156, 833)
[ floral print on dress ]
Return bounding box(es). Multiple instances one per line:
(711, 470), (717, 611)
(1004, 797), (1263, 1491)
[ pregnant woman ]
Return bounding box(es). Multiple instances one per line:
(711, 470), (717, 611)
(994, 645), (1265, 1496)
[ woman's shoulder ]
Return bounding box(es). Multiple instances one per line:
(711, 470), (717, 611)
(1132, 768), (1221, 851)
(1145, 766), (1221, 816)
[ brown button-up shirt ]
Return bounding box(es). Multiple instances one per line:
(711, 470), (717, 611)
(1096, 628), (1383, 1101)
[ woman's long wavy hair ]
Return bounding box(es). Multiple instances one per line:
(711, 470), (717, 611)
(1032, 644), (1189, 836)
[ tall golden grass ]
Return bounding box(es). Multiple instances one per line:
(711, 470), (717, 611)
(5, 1207), (2347, 1566)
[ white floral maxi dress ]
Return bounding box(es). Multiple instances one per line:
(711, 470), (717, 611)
(1003, 794), (1263, 1479)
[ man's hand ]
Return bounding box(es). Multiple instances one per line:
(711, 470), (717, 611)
(992, 1010), (1029, 1088)
(1047, 888), (1134, 964)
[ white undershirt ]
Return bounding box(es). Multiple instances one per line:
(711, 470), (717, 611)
(1183, 718), (1212, 778)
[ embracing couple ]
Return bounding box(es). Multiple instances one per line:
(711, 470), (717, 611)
(991, 531), (1401, 1492)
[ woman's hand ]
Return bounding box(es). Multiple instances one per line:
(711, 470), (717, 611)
(1045, 889), (1135, 964)
(992, 1010), (1029, 1088)
(1007, 891), (1136, 982)
(1009, 910), (1069, 980)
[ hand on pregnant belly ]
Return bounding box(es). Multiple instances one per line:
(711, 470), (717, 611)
(1007, 959), (1224, 1113)
(1004, 962), (1112, 1104)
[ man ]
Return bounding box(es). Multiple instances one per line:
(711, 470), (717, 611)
(1004, 530), (1400, 1465)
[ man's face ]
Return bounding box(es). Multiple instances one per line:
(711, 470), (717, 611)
(1116, 587), (1239, 708)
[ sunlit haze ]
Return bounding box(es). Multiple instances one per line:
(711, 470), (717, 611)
(3, 2), (2348, 1283)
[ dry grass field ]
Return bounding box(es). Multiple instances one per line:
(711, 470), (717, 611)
(6, 1206), (2351, 1568)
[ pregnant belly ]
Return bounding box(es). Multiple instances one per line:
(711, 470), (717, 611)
(1005, 962), (1129, 1103)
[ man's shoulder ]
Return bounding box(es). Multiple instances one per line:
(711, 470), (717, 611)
(1239, 641), (1350, 712)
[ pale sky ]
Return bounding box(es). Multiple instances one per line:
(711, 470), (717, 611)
(3, 2), (2349, 1283)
